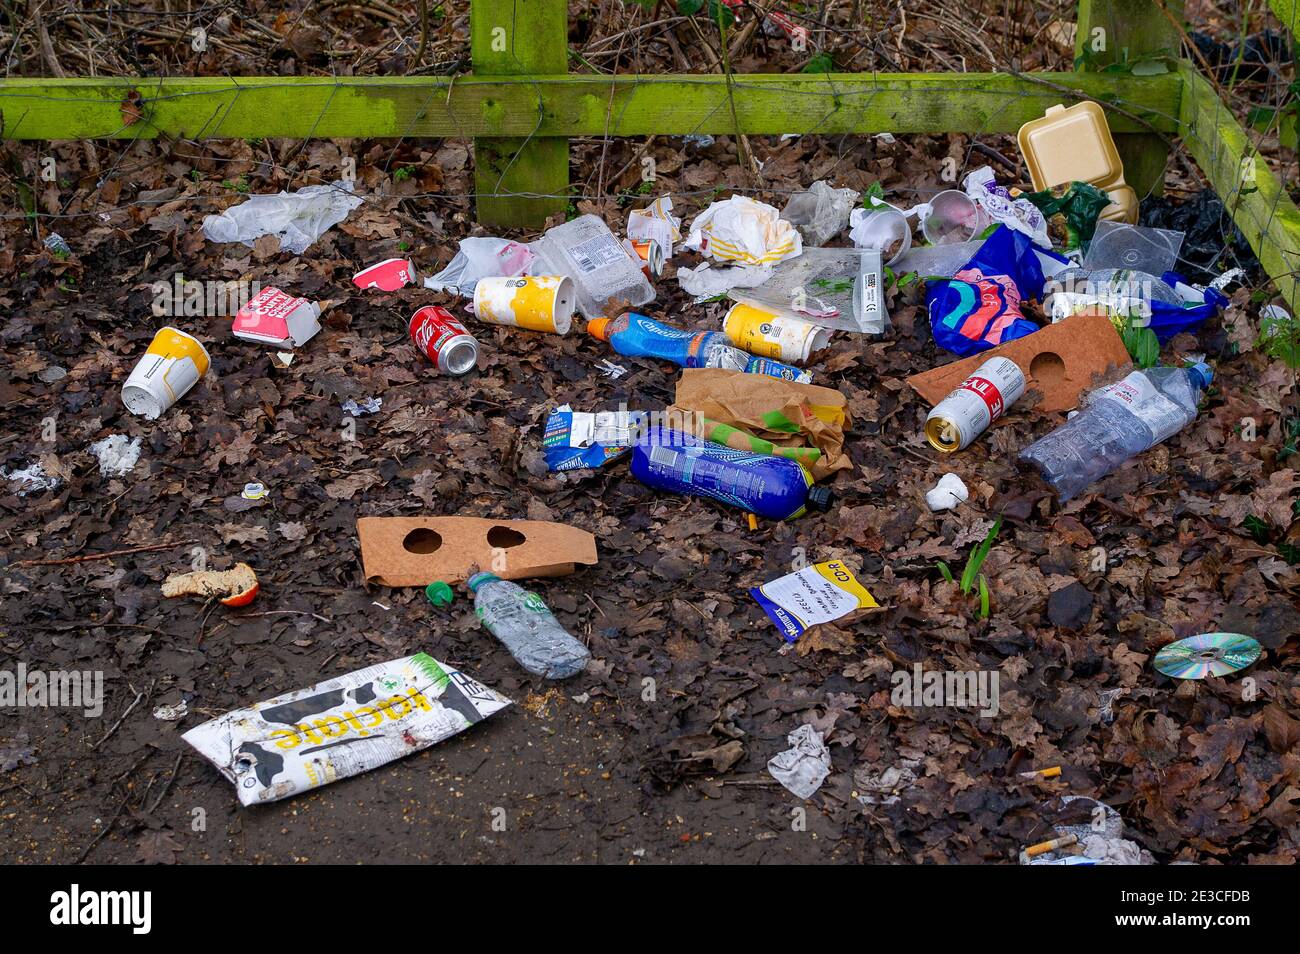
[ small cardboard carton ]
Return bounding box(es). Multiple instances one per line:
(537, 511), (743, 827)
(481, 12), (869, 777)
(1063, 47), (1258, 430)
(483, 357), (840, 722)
(908, 311), (1131, 414)
(357, 516), (598, 587)
(232, 286), (321, 348)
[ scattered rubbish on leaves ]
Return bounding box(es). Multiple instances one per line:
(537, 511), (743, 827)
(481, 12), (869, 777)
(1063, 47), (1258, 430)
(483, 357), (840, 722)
(723, 302), (830, 364)
(161, 562), (259, 607)
(409, 306), (479, 376)
(685, 195), (802, 269)
(1019, 363), (1214, 500)
(728, 247), (889, 335)
(1018, 103), (1137, 224)
(631, 430), (832, 521)
(122, 327), (210, 420)
(1083, 222), (1184, 275)
(468, 572), (590, 679)
(232, 287), (321, 349)
(152, 700), (188, 722)
(750, 560), (877, 642)
(44, 232), (72, 256)
(356, 516), (598, 586)
(627, 195), (682, 256)
(241, 482), (269, 500)
(2, 461), (60, 496)
(767, 724), (832, 799)
(1045, 268), (1227, 343)
(1152, 632), (1262, 679)
(1023, 180), (1112, 248)
(850, 201), (912, 265)
(424, 581), (454, 607)
(89, 435), (141, 478)
(924, 356), (1026, 452)
(340, 396), (382, 416)
(893, 240), (986, 280)
(183, 653), (510, 805)
(677, 260), (772, 297)
(201, 179), (363, 254)
(595, 359), (628, 379)
(908, 311), (1131, 413)
(1020, 766), (1062, 780)
(672, 368), (851, 480)
(352, 258), (415, 291)
(925, 473), (970, 512)
(474, 275), (575, 335)
(964, 166), (1050, 244)
(782, 181), (859, 246)
(530, 214), (654, 319)
(588, 312), (810, 382)
(543, 404), (646, 471)
(422, 237), (533, 297)
(1021, 796), (1154, 865)
(927, 225), (1069, 357)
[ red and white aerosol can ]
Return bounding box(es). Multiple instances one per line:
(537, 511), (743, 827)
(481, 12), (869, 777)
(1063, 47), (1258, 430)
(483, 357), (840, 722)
(924, 356), (1026, 452)
(409, 306), (479, 376)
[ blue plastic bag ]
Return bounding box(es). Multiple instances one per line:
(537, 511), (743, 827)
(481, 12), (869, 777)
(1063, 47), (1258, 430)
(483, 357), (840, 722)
(927, 225), (1068, 357)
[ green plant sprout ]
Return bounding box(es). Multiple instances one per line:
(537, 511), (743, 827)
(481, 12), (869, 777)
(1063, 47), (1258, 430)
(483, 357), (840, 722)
(936, 516), (1002, 618)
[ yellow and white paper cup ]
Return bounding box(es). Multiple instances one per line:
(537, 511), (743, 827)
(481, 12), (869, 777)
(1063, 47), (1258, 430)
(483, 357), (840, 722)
(723, 303), (830, 365)
(122, 327), (210, 420)
(473, 275), (576, 335)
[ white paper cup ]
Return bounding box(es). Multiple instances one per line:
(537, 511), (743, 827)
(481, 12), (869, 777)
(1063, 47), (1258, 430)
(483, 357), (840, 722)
(122, 327), (211, 419)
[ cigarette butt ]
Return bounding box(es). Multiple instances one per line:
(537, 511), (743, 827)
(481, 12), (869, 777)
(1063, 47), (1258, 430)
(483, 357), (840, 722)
(1020, 766), (1062, 779)
(1024, 833), (1078, 857)
(747, 513), (758, 531)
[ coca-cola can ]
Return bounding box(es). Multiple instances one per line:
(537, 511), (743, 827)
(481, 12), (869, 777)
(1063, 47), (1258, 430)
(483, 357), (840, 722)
(924, 355), (1026, 452)
(409, 306), (479, 376)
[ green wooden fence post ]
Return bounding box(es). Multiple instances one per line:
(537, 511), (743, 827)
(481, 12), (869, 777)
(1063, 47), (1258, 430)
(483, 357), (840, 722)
(1075, 0), (1184, 198)
(470, 0), (569, 229)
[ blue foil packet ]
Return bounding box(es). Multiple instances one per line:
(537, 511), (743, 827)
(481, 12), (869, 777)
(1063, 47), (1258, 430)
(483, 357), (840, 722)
(544, 405), (647, 472)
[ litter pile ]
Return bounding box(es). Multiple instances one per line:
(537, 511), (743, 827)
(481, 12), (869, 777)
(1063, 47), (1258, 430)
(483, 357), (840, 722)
(3, 92), (1296, 865)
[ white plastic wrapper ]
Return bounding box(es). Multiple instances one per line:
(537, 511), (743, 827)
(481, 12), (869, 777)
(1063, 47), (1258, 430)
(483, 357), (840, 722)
(201, 180), (363, 254)
(963, 166), (1050, 246)
(184, 653), (510, 805)
(684, 195), (802, 267)
(677, 261), (773, 297)
(767, 724), (832, 799)
(423, 237), (534, 298)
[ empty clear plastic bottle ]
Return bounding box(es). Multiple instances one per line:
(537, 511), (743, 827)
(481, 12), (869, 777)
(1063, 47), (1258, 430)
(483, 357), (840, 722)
(467, 573), (589, 679)
(1019, 362), (1213, 501)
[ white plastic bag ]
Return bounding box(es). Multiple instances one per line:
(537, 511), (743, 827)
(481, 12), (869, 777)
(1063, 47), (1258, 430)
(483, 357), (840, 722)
(423, 237), (534, 297)
(782, 181), (859, 246)
(767, 724), (832, 799)
(202, 180), (363, 254)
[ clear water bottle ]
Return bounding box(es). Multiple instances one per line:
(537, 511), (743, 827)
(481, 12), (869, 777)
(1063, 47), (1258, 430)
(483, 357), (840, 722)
(467, 573), (590, 679)
(1019, 363), (1213, 501)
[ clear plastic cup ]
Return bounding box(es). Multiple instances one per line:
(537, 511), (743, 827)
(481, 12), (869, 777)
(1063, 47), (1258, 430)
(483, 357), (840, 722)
(851, 206), (911, 266)
(919, 190), (991, 245)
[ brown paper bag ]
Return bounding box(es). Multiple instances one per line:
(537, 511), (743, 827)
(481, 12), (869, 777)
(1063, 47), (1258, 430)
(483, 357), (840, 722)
(670, 368), (852, 481)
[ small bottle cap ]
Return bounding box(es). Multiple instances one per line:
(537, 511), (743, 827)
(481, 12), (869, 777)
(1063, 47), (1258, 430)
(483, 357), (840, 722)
(806, 486), (833, 512)
(425, 581), (454, 606)
(1190, 361), (1214, 391)
(587, 317), (611, 341)
(467, 572), (499, 593)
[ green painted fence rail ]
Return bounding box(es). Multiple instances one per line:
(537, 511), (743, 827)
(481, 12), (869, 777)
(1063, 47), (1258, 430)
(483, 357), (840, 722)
(0, 0), (1295, 311)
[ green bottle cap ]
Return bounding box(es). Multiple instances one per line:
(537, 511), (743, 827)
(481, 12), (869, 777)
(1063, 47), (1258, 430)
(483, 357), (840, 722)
(425, 581), (454, 607)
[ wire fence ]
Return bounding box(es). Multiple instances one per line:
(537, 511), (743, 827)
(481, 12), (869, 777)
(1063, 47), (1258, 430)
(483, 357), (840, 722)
(0, 0), (1296, 303)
